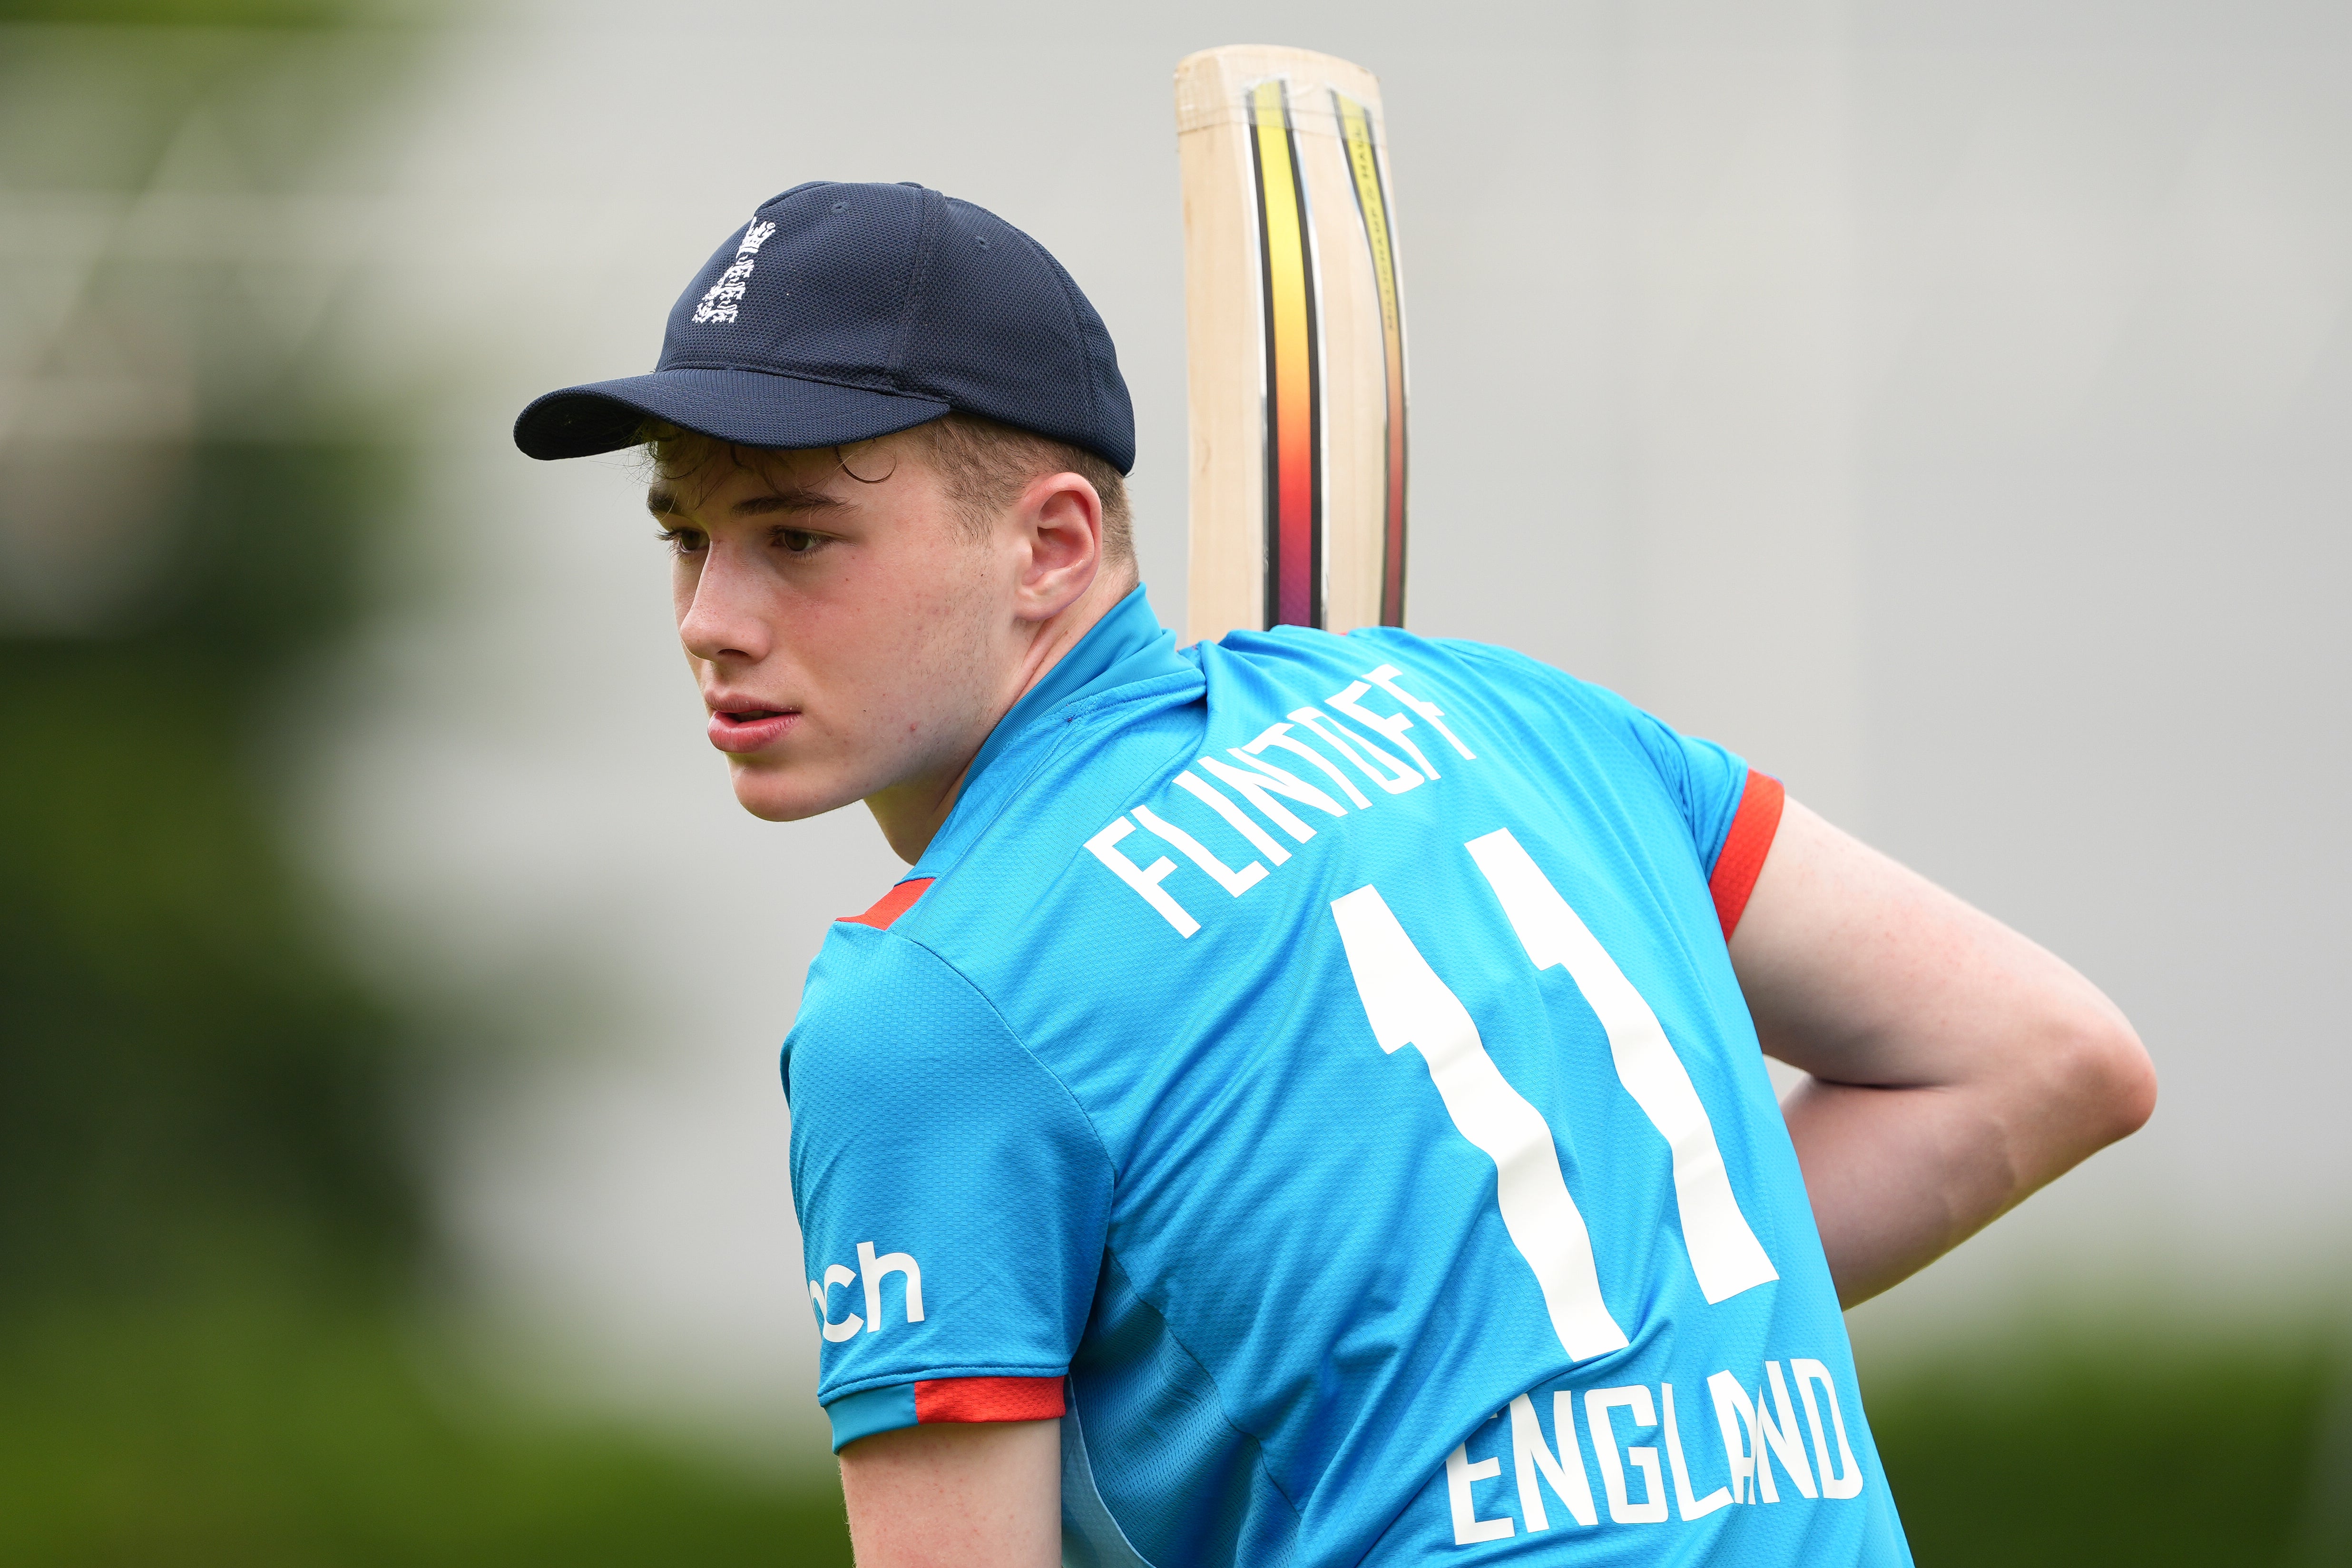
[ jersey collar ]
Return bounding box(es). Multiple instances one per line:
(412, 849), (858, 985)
(958, 583), (1188, 797)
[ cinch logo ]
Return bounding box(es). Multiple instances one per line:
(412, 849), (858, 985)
(808, 1241), (923, 1343)
(692, 218), (776, 325)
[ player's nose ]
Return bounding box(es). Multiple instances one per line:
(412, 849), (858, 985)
(676, 546), (773, 665)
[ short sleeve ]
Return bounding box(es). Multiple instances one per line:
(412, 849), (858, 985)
(783, 921), (1114, 1451)
(1606, 701), (1785, 940)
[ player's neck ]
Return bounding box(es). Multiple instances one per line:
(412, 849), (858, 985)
(863, 565), (1139, 864)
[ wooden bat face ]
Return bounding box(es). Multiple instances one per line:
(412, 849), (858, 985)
(1177, 47), (1409, 644)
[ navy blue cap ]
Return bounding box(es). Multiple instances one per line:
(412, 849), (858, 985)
(514, 181), (1135, 473)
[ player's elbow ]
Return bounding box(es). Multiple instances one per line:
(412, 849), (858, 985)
(2042, 993), (2156, 1162)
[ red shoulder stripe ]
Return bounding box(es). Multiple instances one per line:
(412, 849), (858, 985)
(912, 1375), (1066, 1425)
(841, 877), (935, 931)
(1709, 772), (1784, 941)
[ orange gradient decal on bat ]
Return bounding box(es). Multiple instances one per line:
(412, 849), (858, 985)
(1335, 89), (1407, 627)
(1248, 78), (1321, 628)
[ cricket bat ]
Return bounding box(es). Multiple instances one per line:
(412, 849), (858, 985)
(1176, 45), (1410, 645)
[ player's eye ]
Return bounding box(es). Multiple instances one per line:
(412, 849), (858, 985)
(774, 528), (827, 556)
(656, 525), (706, 557)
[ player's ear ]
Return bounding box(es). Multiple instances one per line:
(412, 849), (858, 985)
(1010, 470), (1103, 622)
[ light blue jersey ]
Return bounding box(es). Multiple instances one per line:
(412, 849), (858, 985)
(784, 587), (1911, 1567)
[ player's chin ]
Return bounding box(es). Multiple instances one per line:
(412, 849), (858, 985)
(726, 757), (852, 823)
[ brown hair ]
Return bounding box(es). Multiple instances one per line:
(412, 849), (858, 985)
(909, 412), (1133, 566)
(639, 413), (1133, 567)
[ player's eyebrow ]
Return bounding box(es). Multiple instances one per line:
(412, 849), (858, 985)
(644, 485), (844, 520)
(732, 488), (844, 517)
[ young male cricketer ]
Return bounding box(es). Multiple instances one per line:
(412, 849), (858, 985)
(515, 182), (2154, 1567)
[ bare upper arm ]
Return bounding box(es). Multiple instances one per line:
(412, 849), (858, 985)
(1727, 796), (2150, 1109)
(837, 1419), (1061, 1568)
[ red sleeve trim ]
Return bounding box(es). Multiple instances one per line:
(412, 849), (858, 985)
(912, 1375), (1066, 1425)
(840, 877), (935, 931)
(1709, 771), (1784, 941)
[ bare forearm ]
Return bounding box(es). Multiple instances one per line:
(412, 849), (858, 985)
(1782, 1080), (1997, 1305)
(839, 1420), (1061, 1568)
(1778, 986), (2153, 1305)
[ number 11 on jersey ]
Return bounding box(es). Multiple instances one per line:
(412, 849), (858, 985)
(1333, 881), (1632, 1360)
(1332, 828), (1775, 1364)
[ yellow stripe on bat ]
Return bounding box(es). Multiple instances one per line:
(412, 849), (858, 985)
(1334, 89), (1408, 627)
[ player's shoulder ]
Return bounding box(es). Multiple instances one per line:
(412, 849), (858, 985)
(1202, 623), (1663, 755)
(782, 910), (973, 1088)
(1196, 625), (1754, 881)
(903, 624), (1659, 889)
(782, 902), (1101, 1139)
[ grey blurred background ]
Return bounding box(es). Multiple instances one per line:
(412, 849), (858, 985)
(4, 0), (2345, 1561)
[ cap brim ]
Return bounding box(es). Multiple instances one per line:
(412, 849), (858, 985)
(512, 366), (951, 461)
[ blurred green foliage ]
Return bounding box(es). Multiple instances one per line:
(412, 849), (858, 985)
(0, 1288), (853, 1566)
(1870, 1331), (2347, 1566)
(0, 0), (393, 27)
(0, 6), (842, 1564)
(0, 443), (418, 1301)
(0, 0), (447, 1309)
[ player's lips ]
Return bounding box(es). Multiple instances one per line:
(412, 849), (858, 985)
(706, 696), (799, 754)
